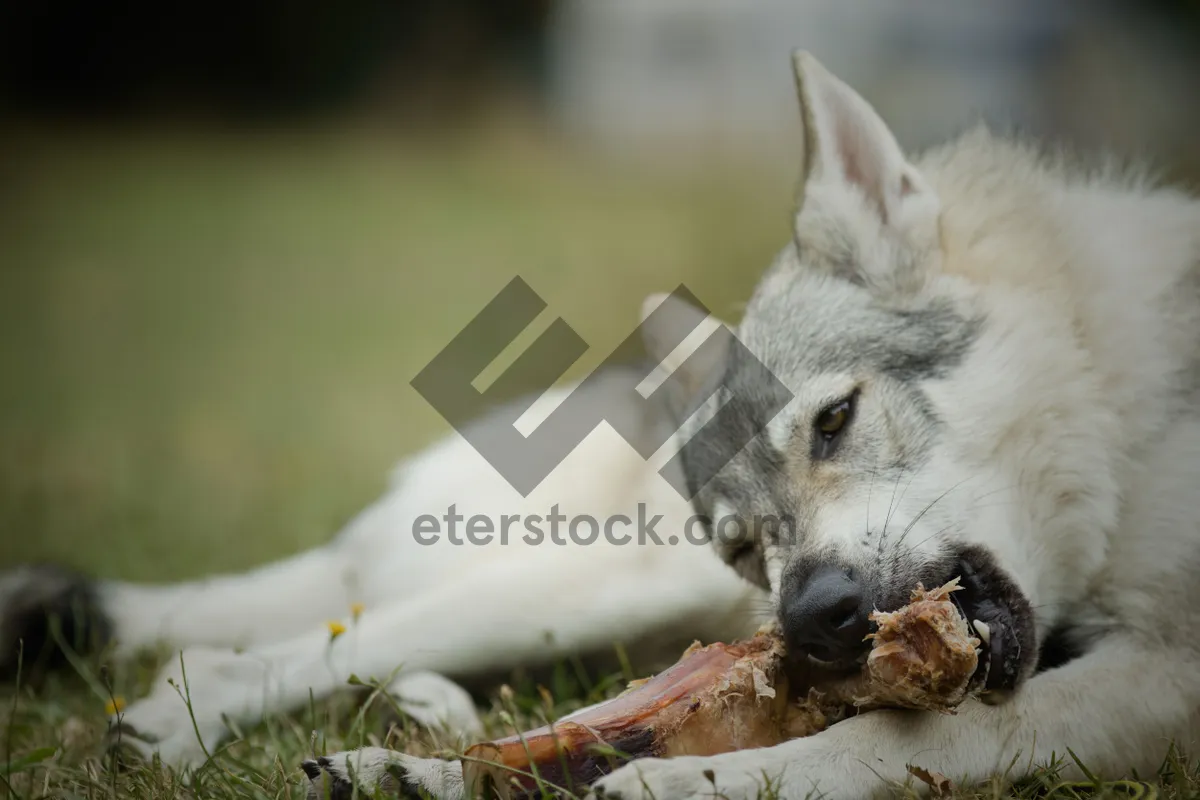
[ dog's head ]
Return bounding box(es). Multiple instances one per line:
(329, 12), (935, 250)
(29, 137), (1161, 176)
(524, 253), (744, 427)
(642, 53), (1118, 699)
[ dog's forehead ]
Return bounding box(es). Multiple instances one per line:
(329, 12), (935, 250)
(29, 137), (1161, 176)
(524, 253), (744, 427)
(735, 250), (980, 389)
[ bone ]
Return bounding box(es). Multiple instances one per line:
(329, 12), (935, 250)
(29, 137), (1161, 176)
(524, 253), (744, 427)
(460, 579), (981, 800)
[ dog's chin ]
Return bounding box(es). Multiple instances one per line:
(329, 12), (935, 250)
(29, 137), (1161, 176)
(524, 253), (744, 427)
(943, 544), (1037, 699)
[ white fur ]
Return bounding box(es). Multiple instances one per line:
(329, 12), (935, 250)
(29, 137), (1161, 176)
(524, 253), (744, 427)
(90, 49), (1200, 800)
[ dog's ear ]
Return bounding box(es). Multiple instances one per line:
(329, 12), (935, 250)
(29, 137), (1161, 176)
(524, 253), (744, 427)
(791, 50), (940, 250)
(639, 292), (729, 418)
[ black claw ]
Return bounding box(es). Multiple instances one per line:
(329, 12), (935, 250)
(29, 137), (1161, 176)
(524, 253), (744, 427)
(106, 721), (140, 740)
(301, 760), (323, 780)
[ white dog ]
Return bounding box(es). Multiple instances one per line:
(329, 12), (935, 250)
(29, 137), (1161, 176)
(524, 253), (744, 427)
(4, 50), (1200, 800)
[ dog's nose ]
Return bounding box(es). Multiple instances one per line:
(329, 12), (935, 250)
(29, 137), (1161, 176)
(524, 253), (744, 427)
(781, 566), (870, 662)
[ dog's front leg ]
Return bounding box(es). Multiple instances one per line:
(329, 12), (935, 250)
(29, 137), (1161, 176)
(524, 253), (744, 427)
(591, 635), (1200, 800)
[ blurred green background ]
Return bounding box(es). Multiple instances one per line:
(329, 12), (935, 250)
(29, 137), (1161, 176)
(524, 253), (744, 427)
(1, 0), (1199, 582)
(0, 124), (790, 579)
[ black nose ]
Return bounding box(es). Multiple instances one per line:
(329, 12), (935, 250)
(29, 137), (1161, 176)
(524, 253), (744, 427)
(781, 566), (870, 663)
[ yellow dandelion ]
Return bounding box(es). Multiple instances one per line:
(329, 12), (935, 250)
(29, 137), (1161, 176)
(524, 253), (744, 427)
(105, 696), (126, 715)
(350, 602), (365, 622)
(326, 620), (347, 640)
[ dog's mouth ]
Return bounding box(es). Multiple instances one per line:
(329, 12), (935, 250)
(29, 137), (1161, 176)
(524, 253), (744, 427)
(941, 546), (1036, 697)
(781, 546), (1037, 698)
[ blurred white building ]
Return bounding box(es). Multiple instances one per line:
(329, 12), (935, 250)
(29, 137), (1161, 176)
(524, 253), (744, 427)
(544, 0), (1198, 170)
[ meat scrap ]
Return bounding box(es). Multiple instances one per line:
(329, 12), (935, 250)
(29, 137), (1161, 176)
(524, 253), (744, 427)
(462, 580), (980, 800)
(860, 578), (982, 712)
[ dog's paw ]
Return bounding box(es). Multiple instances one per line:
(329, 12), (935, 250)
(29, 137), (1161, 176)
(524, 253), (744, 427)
(590, 754), (785, 800)
(105, 646), (269, 773)
(302, 747), (466, 800)
(385, 671), (484, 740)
(105, 700), (225, 775)
(302, 748), (406, 799)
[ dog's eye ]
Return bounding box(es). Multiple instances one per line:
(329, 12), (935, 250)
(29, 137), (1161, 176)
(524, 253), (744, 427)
(811, 390), (858, 460)
(816, 402), (850, 436)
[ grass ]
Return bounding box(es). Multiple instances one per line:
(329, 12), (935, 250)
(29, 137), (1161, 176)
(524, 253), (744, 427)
(0, 116), (1197, 799)
(5, 641), (1199, 800)
(0, 635), (645, 799)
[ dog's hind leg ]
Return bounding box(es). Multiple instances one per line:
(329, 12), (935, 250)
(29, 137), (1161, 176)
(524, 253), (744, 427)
(0, 543), (355, 680)
(106, 544), (360, 652)
(0, 461), (443, 671)
(0, 538), (365, 677)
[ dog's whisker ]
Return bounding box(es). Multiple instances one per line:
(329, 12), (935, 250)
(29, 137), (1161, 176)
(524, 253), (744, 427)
(893, 476), (972, 550)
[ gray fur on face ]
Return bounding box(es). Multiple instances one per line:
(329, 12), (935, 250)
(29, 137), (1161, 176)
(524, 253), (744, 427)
(742, 243), (981, 385)
(676, 241), (982, 598)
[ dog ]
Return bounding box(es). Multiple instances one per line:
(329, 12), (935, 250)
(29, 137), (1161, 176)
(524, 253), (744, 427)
(5, 49), (1200, 799)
